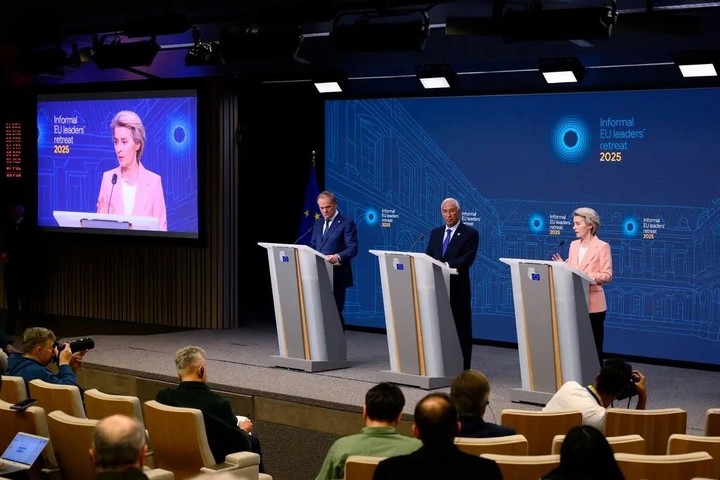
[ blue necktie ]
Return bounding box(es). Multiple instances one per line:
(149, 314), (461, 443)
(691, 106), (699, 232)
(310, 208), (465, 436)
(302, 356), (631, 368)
(442, 228), (452, 256)
(322, 219), (331, 239)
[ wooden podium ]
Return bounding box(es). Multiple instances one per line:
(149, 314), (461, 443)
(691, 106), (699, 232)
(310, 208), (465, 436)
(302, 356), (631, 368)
(370, 250), (463, 389)
(258, 242), (349, 372)
(500, 258), (599, 404)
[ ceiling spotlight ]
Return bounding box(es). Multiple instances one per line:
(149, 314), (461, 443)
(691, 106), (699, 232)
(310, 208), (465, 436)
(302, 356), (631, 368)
(416, 64), (457, 89)
(185, 27), (222, 66)
(93, 35), (160, 70)
(539, 57), (586, 84)
(331, 10), (430, 53)
(313, 76), (346, 94)
(675, 51), (719, 78)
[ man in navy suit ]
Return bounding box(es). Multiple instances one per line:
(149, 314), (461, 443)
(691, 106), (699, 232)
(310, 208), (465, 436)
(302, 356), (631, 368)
(425, 198), (479, 370)
(310, 191), (358, 328)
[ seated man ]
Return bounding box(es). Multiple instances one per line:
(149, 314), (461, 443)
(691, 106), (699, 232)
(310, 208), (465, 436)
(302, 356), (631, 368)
(156, 346), (263, 470)
(373, 393), (502, 480)
(450, 369), (516, 438)
(542, 357), (648, 432)
(90, 414), (149, 480)
(6, 327), (85, 393)
(315, 382), (421, 480)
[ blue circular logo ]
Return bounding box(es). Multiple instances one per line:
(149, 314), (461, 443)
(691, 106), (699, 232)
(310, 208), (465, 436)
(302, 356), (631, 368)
(551, 116), (591, 163)
(365, 208), (379, 226)
(528, 213), (545, 233)
(623, 216), (639, 237)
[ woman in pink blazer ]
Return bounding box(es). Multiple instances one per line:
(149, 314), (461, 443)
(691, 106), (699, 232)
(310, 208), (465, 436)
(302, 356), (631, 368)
(96, 110), (167, 231)
(553, 207), (612, 365)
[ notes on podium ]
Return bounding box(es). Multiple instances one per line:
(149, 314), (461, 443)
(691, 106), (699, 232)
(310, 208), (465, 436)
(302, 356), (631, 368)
(53, 210), (159, 231)
(258, 242), (349, 372)
(499, 258), (598, 404)
(370, 250), (463, 389)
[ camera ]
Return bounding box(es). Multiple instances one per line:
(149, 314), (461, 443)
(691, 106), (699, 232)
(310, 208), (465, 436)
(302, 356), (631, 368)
(616, 372), (640, 400)
(52, 337), (95, 363)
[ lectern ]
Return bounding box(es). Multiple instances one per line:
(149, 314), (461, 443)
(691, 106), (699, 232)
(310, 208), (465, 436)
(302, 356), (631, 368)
(370, 250), (463, 389)
(258, 242), (349, 372)
(500, 258), (598, 404)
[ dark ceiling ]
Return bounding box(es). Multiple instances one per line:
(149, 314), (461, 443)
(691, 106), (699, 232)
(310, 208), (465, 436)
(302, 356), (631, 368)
(1, 0), (719, 93)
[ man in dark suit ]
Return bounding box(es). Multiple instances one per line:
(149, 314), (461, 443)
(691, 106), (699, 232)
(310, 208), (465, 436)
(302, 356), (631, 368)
(373, 393), (502, 480)
(451, 369), (516, 438)
(156, 346), (263, 471)
(310, 191), (358, 328)
(425, 198), (479, 370)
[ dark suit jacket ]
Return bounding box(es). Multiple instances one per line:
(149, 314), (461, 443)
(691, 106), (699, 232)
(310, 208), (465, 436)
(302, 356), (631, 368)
(458, 415), (517, 438)
(309, 212), (358, 288)
(373, 443), (503, 480)
(156, 381), (251, 464)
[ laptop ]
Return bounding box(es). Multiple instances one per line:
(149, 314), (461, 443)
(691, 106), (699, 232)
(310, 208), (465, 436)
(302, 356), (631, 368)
(0, 432), (49, 475)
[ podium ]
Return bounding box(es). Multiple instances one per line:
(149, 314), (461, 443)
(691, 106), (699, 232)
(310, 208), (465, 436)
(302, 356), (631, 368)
(53, 210), (159, 231)
(500, 258), (599, 404)
(258, 242), (349, 372)
(370, 250), (463, 389)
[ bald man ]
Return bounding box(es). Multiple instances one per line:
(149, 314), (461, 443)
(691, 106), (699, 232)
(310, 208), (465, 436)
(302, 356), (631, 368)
(89, 414), (149, 480)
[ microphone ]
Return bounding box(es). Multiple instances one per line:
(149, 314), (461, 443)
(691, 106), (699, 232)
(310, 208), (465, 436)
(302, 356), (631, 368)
(107, 173), (118, 214)
(294, 225), (314, 244)
(408, 234), (424, 251)
(547, 239), (566, 259)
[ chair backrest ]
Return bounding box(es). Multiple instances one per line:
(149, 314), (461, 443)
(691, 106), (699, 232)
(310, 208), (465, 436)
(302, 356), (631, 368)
(500, 409), (582, 455)
(705, 408), (720, 436)
(0, 399), (58, 480)
(143, 400), (215, 480)
(481, 453), (560, 480)
(344, 455), (385, 480)
(551, 433), (646, 455)
(614, 452), (714, 480)
(29, 379), (86, 418)
(84, 388), (143, 421)
(605, 408), (687, 455)
(667, 433), (720, 474)
(455, 434), (529, 456)
(46, 410), (99, 480)
(0, 375), (28, 403)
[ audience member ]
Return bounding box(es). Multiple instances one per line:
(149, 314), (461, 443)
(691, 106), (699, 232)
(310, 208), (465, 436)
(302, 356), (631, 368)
(0, 329), (21, 354)
(315, 382), (421, 480)
(451, 369), (516, 438)
(542, 425), (625, 480)
(542, 358), (647, 432)
(0, 349), (7, 374)
(5, 327), (87, 394)
(90, 414), (149, 480)
(373, 393), (502, 480)
(156, 346), (264, 471)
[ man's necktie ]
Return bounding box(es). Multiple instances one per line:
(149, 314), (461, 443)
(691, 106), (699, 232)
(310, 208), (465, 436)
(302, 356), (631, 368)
(442, 228), (452, 256)
(322, 218), (331, 239)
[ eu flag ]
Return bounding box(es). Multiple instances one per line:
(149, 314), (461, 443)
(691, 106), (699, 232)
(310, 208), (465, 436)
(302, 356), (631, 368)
(297, 163), (320, 245)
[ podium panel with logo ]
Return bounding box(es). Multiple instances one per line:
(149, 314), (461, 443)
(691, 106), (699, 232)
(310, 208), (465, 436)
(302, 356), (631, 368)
(500, 258), (598, 404)
(258, 242), (349, 372)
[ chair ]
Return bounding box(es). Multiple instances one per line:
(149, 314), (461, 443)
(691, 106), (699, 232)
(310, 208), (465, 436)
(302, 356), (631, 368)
(0, 399), (59, 480)
(143, 400), (269, 480)
(84, 388), (144, 421)
(500, 409), (582, 455)
(604, 407), (687, 455)
(706, 408), (720, 436)
(614, 452), (714, 480)
(551, 433), (646, 455)
(480, 453), (560, 480)
(0, 375), (28, 403)
(455, 434), (529, 456)
(29, 379), (85, 418)
(344, 455), (385, 480)
(667, 433), (720, 474)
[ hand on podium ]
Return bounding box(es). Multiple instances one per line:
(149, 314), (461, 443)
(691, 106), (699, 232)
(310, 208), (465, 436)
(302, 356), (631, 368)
(326, 253), (341, 265)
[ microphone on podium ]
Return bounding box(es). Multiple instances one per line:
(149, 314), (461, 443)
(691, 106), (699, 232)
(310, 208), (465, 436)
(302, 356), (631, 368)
(107, 173), (118, 213)
(548, 239), (566, 259)
(408, 234), (425, 251)
(294, 225), (314, 244)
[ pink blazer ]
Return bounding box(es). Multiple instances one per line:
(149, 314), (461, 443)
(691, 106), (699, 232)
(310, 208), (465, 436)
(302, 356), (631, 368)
(97, 163), (167, 231)
(566, 236), (612, 313)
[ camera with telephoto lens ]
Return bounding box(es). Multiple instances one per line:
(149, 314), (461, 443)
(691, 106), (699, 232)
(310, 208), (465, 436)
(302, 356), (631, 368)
(616, 372), (640, 400)
(52, 337), (95, 363)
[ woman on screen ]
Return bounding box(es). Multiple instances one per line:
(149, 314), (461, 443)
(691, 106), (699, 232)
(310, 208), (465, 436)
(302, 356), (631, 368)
(96, 110), (167, 231)
(552, 207), (612, 366)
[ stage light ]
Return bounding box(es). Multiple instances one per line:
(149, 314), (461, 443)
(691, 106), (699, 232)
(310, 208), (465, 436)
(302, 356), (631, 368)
(313, 75), (346, 93)
(331, 10), (430, 52)
(539, 57), (586, 84)
(185, 27), (222, 66)
(675, 51), (719, 78)
(314, 81), (343, 93)
(220, 24), (303, 61)
(93, 36), (160, 69)
(416, 64), (457, 89)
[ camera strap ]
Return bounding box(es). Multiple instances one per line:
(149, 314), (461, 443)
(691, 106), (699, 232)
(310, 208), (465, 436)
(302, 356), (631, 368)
(586, 385), (602, 406)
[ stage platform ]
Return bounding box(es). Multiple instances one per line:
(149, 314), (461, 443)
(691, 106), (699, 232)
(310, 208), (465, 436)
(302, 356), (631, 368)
(44, 320), (719, 480)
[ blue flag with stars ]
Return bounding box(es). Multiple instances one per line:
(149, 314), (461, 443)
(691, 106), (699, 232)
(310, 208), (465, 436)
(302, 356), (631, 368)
(297, 163), (320, 245)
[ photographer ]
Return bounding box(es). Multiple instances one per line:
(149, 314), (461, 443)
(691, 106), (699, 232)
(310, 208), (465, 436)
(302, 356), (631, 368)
(542, 358), (647, 433)
(6, 327), (89, 395)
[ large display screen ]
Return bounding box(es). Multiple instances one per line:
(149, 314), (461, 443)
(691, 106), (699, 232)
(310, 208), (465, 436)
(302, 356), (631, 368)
(37, 90), (199, 238)
(326, 88), (720, 365)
